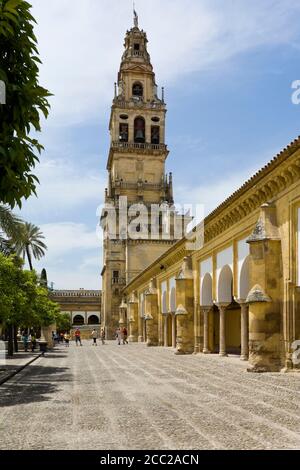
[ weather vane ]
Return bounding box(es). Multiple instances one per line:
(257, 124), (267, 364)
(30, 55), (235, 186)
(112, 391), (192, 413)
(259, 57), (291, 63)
(133, 2), (139, 28)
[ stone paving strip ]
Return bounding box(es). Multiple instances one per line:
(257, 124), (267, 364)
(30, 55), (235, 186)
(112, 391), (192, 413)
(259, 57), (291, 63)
(0, 351), (42, 386)
(0, 342), (299, 450)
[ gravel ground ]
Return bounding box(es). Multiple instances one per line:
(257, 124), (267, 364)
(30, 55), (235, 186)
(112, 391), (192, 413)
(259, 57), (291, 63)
(0, 341), (299, 450)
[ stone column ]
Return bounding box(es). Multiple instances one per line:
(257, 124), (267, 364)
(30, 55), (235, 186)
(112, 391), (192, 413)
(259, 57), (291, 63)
(138, 314), (144, 342)
(247, 203), (283, 372)
(128, 295), (138, 342)
(163, 313), (169, 347)
(119, 299), (127, 328)
(175, 257), (194, 355)
(202, 307), (212, 354)
(144, 279), (159, 347)
(215, 303), (229, 357)
(236, 300), (249, 361)
(171, 314), (176, 348)
(193, 300), (201, 354)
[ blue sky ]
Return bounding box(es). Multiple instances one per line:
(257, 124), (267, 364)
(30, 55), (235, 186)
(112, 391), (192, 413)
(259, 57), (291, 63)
(18, 0), (300, 289)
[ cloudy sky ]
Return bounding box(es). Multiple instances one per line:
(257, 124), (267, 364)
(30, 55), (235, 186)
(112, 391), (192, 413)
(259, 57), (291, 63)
(18, 0), (300, 289)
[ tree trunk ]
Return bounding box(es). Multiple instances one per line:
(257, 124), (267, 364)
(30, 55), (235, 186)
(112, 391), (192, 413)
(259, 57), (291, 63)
(13, 325), (18, 353)
(26, 245), (33, 271)
(7, 324), (13, 357)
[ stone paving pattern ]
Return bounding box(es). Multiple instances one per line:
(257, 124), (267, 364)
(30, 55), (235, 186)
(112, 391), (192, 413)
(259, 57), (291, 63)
(0, 342), (300, 450)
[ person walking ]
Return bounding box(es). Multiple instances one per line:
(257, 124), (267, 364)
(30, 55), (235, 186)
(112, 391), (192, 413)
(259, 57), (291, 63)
(74, 328), (82, 346)
(31, 332), (37, 352)
(115, 328), (121, 345)
(91, 329), (98, 346)
(64, 332), (70, 347)
(100, 328), (105, 345)
(60, 332), (64, 344)
(122, 327), (128, 345)
(22, 332), (29, 352)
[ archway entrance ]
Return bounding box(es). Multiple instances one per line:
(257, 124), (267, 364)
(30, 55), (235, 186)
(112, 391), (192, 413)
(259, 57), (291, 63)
(88, 315), (99, 325)
(73, 315), (84, 326)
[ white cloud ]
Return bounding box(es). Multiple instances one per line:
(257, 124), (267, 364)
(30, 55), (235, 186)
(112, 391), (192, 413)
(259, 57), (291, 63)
(30, 0), (300, 126)
(40, 222), (100, 258)
(26, 222), (103, 290)
(18, 156), (106, 219)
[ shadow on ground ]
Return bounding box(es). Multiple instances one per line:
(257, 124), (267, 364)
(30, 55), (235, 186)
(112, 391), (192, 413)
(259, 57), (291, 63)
(0, 349), (72, 408)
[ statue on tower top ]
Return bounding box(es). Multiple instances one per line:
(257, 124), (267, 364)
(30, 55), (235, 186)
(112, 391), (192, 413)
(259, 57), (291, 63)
(133, 4), (139, 28)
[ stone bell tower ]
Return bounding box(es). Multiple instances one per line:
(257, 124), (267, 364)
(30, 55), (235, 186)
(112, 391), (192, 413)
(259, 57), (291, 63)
(101, 13), (188, 339)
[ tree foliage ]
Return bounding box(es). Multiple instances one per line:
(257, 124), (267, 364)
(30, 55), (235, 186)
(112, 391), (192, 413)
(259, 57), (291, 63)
(56, 312), (72, 333)
(0, 253), (59, 329)
(13, 221), (47, 270)
(0, 0), (51, 208)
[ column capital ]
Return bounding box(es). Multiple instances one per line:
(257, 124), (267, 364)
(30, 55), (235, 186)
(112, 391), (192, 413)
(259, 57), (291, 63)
(214, 302), (230, 311)
(144, 313), (153, 321)
(200, 305), (213, 313)
(234, 297), (247, 306)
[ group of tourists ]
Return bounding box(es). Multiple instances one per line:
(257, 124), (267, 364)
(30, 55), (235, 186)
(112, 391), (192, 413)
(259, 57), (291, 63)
(73, 328), (106, 347)
(21, 331), (37, 352)
(115, 327), (128, 345)
(51, 327), (130, 347)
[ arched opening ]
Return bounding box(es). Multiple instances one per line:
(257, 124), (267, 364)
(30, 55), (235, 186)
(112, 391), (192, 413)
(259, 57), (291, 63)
(161, 291), (167, 314)
(132, 82), (143, 97)
(169, 285), (177, 348)
(88, 315), (99, 325)
(151, 126), (160, 145)
(201, 273), (213, 306)
(73, 315), (84, 326)
(218, 265), (233, 303)
(119, 123), (128, 142)
(239, 256), (250, 300)
(134, 117), (145, 143)
(169, 287), (176, 313)
(217, 265), (241, 355)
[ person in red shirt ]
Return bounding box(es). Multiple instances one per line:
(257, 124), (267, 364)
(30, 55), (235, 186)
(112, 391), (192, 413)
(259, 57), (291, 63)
(75, 328), (82, 346)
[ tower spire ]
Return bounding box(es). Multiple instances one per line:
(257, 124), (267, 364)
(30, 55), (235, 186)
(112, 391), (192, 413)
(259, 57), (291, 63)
(133, 3), (139, 28)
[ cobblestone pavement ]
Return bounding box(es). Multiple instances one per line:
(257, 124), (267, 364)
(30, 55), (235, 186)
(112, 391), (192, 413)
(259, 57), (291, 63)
(0, 341), (300, 450)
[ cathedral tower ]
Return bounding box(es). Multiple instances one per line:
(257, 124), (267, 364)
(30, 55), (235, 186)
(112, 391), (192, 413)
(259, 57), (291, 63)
(101, 13), (187, 338)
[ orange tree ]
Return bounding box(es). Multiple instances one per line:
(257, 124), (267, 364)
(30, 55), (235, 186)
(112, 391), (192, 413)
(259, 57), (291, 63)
(0, 0), (51, 208)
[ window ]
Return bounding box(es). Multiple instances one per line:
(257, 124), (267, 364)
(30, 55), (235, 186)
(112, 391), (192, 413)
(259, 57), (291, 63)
(119, 123), (128, 142)
(113, 271), (119, 279)
(134, 117), (145, 143)
(151, 126), (160, 144)
(132, 82), (143, 97)
(134, 43), (140, 51)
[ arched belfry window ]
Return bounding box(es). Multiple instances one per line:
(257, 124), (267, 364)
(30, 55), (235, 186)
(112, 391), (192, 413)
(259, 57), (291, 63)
(119, 123), (128, 142)
(132, 82), (143, 97)
(134, 117), (145, 143)
(151, 126), (160, 145)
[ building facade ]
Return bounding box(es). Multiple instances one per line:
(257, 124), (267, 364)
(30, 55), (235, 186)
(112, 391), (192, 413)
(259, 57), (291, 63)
(123, 137), (300, 373)
(50, 289), (101, 339)
(101, 18), (189, 339)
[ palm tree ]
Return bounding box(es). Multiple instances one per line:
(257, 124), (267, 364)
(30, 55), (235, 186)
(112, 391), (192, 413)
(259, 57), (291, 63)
(0, 205), (22, 254)
(14, 222), (47, 270)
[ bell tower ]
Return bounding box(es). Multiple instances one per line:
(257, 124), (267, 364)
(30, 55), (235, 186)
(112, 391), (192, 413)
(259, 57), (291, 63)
(101, 13), (186, 339)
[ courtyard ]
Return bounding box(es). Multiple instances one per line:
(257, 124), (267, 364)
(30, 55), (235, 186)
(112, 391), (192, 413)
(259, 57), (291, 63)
(0, 342), (300, 450)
